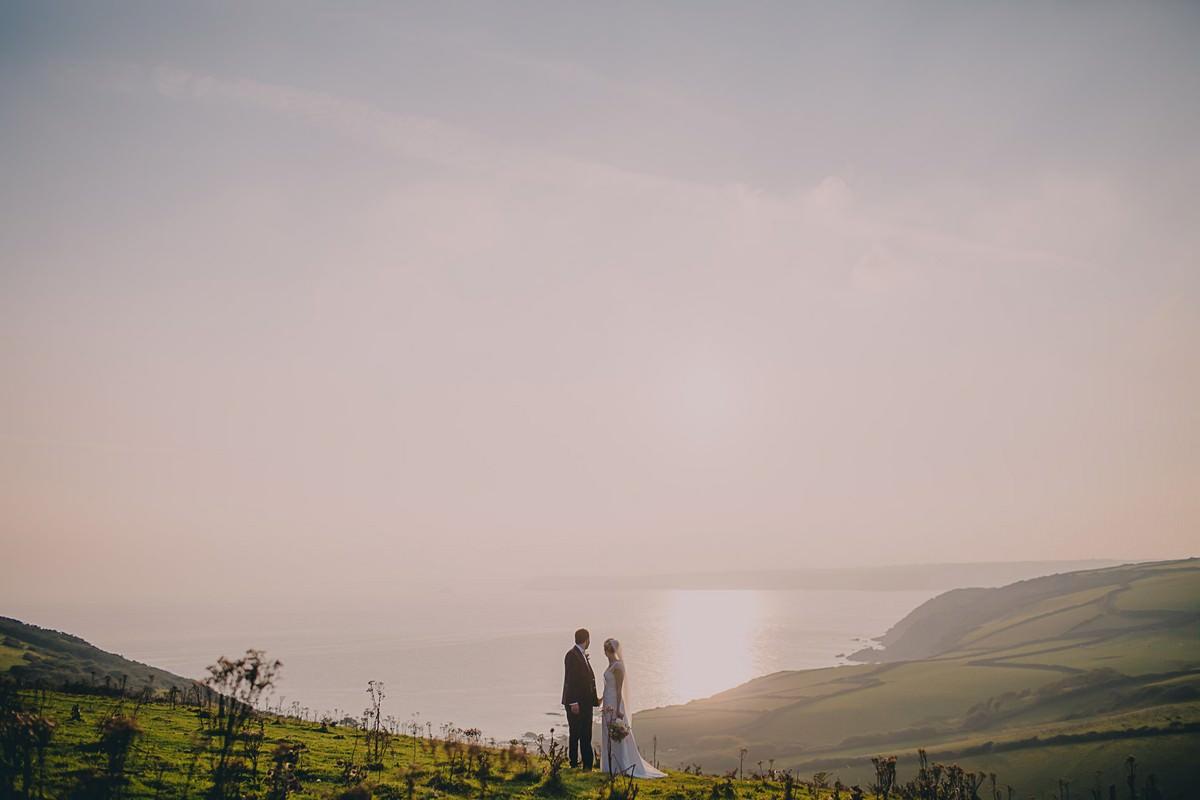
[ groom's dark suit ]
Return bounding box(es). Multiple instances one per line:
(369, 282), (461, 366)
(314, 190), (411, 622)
(562, 645), (600, 769)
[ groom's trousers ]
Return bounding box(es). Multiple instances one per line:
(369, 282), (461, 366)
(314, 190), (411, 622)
(565, 706), (594, 770)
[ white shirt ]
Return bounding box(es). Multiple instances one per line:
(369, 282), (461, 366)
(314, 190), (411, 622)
(576, 643), (588, 661)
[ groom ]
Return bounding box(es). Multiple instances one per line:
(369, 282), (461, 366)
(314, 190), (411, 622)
(561, 628), (600, 770)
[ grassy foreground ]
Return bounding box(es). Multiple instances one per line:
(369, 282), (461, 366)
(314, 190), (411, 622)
(7, 689), (881, 800)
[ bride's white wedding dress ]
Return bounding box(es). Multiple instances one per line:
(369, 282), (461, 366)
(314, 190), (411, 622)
(599, 660), (666, 778)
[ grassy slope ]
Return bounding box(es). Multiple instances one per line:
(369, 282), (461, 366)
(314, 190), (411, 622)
(635, 558), (1200, 794)
(0, 616), (197, 694)
(21, 690), (864, 800)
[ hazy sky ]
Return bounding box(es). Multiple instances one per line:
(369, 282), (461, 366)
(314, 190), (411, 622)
(3, 2), (1198, 604)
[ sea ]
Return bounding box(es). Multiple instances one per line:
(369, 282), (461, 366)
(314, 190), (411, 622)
(7, 584), (939, 741)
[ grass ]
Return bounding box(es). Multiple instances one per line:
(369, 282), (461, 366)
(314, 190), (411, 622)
(12, 689), (875, 800)
(957, 584), (1116, 647)
(0, 642), (31, 671)
(1116, 571), (1200, 613)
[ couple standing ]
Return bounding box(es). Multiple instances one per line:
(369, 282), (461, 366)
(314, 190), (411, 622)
(561, 628), (666, 778)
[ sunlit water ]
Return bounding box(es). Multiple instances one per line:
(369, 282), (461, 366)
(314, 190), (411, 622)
(10, 587), (936, 740)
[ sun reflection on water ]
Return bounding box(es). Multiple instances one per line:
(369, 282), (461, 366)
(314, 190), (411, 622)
(665, 590), (762, 703)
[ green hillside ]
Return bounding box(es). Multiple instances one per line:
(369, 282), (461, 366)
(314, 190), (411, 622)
(0, 616), (197, 694)
(4, 688), (887, 800)
(635, 558), (1200, 795)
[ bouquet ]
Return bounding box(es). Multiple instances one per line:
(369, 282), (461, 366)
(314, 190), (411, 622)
(607, 717), (630, 742)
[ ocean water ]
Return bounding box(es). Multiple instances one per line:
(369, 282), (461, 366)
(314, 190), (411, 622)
(10, 586), (937, 740)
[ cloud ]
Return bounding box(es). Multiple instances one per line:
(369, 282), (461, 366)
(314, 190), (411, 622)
(63, 58), (1146, 299)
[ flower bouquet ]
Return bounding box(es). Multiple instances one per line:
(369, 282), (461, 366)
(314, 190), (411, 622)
(607, 717), (630, 742)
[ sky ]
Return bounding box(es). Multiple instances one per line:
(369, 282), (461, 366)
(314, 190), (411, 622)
(2, 1), (1198, 605)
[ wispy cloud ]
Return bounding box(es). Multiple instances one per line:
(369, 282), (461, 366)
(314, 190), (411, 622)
(65, 59), (1105, 290)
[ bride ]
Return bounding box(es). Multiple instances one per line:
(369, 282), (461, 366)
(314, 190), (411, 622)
(599, 638), (666, 778)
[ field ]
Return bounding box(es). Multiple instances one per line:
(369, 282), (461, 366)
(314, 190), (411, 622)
(3, 688), (872, 800)
(635, 559), (1200, 796)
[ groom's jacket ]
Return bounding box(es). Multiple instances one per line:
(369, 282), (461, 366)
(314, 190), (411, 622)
(562, 647), (600, 709)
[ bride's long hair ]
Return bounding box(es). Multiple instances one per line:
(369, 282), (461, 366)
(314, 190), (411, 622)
(603, 637), (623, 661)
(602, 638), (631, 716)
